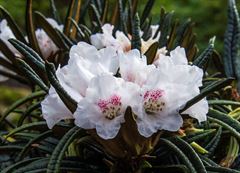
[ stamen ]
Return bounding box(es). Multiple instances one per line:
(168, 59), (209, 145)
(97, 95), (122, 120)
(143, 89), (166, 114)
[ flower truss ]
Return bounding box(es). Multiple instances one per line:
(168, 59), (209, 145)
(41, 25), (208, 140)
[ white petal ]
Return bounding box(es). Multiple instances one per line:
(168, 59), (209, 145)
(183, 98), (208, 122)
(74, 74), (140, 139)
(41, 86), (73, 129)
(90, 34), (105, 49)
(46, 18), (63, 31)
(119, 49), (155, 86)
(67, 42), (119, 95)
(102, 24), (114, 35)
(98, 47), (119, 74)
(170, 46), (188, 65)
(137, 112), (183, 137)
(115, 31), (131, 52)
(35, 29), (58, 58)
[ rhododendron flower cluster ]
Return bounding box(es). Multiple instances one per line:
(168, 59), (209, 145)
(41, 24), (208, 140)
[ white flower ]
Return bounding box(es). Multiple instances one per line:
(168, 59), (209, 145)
(41, 42), (119, 128)
(90, 24), (121, 50)
(90, 23), (166, 55)
(36, 18), (63, 59)
(119, 49), (155, 86)
(74, 74), (140, 139)
(130, 47), (208, 137)
(0, 19), (16, 51)
(0, 19), (18, 82)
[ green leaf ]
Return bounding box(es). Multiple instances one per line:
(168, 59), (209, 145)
(0, 91), (45, 126)
(0, 38), (17, 64)
(16, 130), (52, 161)
(180, 78), (233, 113)
(184, 129), (216, 143)
(206, 166), (240, 173)
(193, 37), (215, 69)
(47, 126), (84, 173)
(223, 0), (240, 78)
(205, 127), (222, 157)
(208, 108), (240, 140)
(140, 0), (155, 26)
(0, 69), (27, 85)
(170, 137), (207, 173)
(12, 158), (49, 173)
(131, 13), (141, 51)
(89, 4), (102, 31)
(49, 0), (60, 23)
(5, 122), (48, 138)
(146, 165), (189, 173)
(63, 0), (74, 36)
(159, 12), (174, 48)
(16, 59), (48, 92)
(159, 138), (197, 173)
(144, 42), (158, 64)
(208, 100), (240, 106)
(17, 101), (41, 127)
(26, 0), (42, 57)
(0, 158), (42, 173)
(9, 39), (46, 79)
(0, 146), (23, 153)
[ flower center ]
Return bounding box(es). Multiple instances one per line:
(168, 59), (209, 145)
(97, 94), (122, 120)
(143, 89), (166, 114)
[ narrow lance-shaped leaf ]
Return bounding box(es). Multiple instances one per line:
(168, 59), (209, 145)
(26, 0), (42, 57)
(140, 0), (155, 26)
(69, 0), (81, 39)
(158, 12), (174, 48)
(205, 127), (222, 157)
(170, 137), (207, 173)
(49, 0), (60, 23)
(159, 138), (197, 173)
(223, 0), (240, 77)
(0, 38), (17, 64)
(47, 126), (84, 173)
(131, 13), (141, 51)
(63, 0), (77, 36)
(0, 69), (28, 85)
(16, 59), (49, 92)
(89, 3), (102, 32)
(9, 39), (45, 72)
(180, 78), (233, 113)
(193, 36), (215, 69)
(0, 90), (45, 126)
(208, 108), (240, 140)
(144, 42), (158, 64)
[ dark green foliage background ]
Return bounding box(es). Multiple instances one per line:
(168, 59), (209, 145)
(0, 0), (239, 52)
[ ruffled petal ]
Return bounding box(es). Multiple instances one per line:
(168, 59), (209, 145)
(170, 46), (188, 65)
(183, 98), (208, 122)
(119, 49), (155, 86)
(74, 74), (140, 139)
(137, 112), (183, 137)
(41, 86), (73, 129)
(90, 34), (105, 49)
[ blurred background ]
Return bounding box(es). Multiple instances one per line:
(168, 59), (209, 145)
(0, 0), (239, 111)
